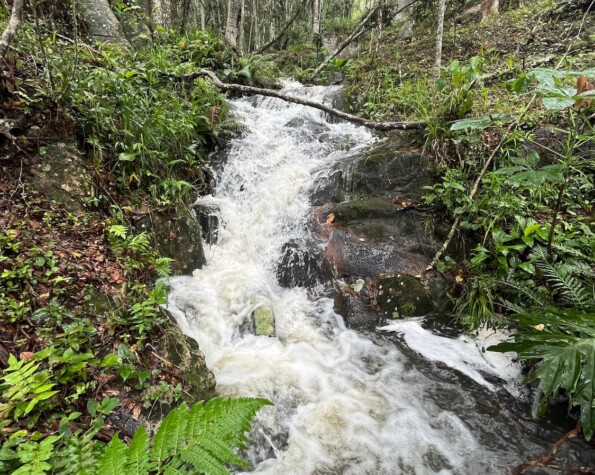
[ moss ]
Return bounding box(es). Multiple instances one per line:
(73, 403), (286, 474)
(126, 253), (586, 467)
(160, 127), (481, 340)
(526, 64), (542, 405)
(331, 198), (400, 222)
(379, 274), (434, 318)
(253, 306), (276, 336)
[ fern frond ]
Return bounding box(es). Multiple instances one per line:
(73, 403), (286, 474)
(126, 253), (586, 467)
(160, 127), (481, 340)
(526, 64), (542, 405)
(532, 247), (591, 309)
(151, 404), (186, 463)
(98, 436), (127, 475)
(126, 426), (152, 475)
(155, 397), (271, 474)
(55, 431), (102, 475)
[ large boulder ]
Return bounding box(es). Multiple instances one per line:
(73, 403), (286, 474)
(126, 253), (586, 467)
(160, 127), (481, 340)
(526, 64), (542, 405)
(78, 0), (131, 47)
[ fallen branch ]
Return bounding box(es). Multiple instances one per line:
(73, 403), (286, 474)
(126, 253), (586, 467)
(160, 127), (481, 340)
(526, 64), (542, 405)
(511, 421), (593, 474)
(309, 5), (380, 81)
(188, 69), (425, 132)
(0, 0), (25, 60)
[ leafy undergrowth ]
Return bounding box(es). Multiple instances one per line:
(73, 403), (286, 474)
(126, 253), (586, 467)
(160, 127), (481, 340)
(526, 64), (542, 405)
(348, 0), (595, 121)
(0, 7), (277, 473)
(0, 179), (194, 443)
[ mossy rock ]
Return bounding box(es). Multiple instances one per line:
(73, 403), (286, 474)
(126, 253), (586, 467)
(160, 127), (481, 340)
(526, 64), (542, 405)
(161, 323), (216, 403)
(136, 206), (206, 275)
(378, 274), (434, 318)
(330, 198), (400, 222)
(253, 306), (276, 336)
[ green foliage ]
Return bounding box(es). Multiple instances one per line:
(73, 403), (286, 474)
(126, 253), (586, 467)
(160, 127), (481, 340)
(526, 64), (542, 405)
(0, 355), (58, 424)
(1, 398), (271, 475)
(489, 308), (595, 439)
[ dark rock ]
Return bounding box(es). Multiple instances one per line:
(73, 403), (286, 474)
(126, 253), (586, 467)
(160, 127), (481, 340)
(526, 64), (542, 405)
(330, 197), (401, 222)
(277, 241), (321, 288)
(135, 206), (206, 275)
(334, 280), (381, 328)
(314, 206), (438, 279)
(310, 134), (429, 205)
(378, 275), (434, 318)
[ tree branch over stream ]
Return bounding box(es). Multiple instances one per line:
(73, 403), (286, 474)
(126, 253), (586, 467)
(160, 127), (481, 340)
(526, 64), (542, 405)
(188, 69), (425, 131)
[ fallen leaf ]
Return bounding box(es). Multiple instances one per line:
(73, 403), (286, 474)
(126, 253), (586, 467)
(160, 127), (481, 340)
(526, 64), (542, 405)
(19, 352), (35, 362)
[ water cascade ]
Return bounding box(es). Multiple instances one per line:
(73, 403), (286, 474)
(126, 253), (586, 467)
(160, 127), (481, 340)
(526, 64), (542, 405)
(167, 83), (590, 474)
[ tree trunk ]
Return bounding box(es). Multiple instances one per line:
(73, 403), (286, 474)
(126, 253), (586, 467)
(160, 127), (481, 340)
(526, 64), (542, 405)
(256, 0), (308, 53)
(481, 0), (499, 19)
(435, 0), (446, 77)
(78, 0), (130, 46)
(375, 0), (385, 53)
(0, 0), (24, 60)
(312, 0), (321, 42)
(225, 0), (243, 50)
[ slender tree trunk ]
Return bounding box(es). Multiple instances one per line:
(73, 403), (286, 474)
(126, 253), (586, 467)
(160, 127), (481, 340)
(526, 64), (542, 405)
(435, 0), (446, 78)
(482, 0), (499, 19)
(200, 0), (205, 29)
(0, 0), (24, 60)
(375, 0), (384, 53)
(225, 0), (243, 50)
(312, 0), (321, 39)
(256, 0), (307, 53)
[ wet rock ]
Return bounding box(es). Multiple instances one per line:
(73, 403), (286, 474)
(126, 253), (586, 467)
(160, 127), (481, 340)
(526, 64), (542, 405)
(253, 306), (276, 336)
(135, 206), (206, 275)
(330, 197), (401, 222)
(285, 117), (330, 138)
(277, 241), (322, 288)
(310, 134), (429, 205)
(30, 142), (91, 214)
(315, 206), (438, 279)
(378, 275), (434, 318)
(334, 280), (381, 328)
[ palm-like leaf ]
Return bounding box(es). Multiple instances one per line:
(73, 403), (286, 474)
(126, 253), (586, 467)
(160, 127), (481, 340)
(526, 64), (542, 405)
(490, 307), (595, 439)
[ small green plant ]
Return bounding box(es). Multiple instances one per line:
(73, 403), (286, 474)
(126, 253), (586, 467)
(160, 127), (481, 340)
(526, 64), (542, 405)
(0, 355), (59, 425)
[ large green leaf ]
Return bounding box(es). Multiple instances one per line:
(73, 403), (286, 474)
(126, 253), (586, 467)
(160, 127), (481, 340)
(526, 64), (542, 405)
(489, 308), (595, 440)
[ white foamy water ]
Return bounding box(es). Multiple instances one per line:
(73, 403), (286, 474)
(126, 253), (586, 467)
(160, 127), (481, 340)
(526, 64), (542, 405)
(166, 83), (578, 474)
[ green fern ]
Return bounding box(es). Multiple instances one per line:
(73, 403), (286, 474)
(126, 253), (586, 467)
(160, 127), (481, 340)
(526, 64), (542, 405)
(53, 430), (103, 475)
(89, 397), (269, 475)
(98, 437), (127, 475)
(490, 307), (595, 440)
(1, 397), (270, 475)
(125, 426), (153, 475)
(532, 247), (591, 309)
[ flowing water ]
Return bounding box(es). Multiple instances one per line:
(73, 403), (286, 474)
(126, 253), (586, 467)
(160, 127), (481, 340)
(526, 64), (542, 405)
(167, 83), (592, 474)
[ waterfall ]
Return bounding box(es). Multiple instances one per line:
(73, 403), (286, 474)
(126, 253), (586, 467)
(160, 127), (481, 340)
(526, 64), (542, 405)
(166, 82), (588, 474)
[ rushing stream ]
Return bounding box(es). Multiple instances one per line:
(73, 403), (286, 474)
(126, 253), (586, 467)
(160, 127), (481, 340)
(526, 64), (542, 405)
(167, 83), (592, 474)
